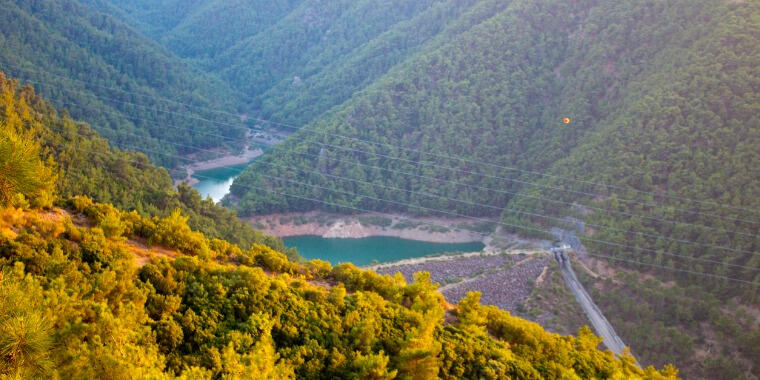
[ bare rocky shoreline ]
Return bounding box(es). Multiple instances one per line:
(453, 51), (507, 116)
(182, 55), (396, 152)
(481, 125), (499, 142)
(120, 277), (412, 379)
(248, 211), (491, 243)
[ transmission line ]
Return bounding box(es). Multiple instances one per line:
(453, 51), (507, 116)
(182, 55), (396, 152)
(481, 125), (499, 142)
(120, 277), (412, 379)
(22, 119), (758, 285)
(27, 111), (760, 255)
(11, 71), (760, 223)
(24, 117), (760, 275)
(11, 111), (760, 256)
(27, 93), (757, 239)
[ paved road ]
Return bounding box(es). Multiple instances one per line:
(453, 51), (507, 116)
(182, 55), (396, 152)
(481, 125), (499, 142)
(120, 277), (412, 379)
(554, 251), (629, 356)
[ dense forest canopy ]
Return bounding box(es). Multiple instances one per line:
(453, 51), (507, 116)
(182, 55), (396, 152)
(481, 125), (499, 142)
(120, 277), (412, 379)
(0, 0), (247, 167)
(0, 73), (287, 254)
(222, 1), (760, 375)
(98, 0), (758, 376)
(0, 74), (676, 378)
(2, 0), (759, 377)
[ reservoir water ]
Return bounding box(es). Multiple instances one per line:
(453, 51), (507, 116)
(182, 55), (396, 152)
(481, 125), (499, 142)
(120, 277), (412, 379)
(192, 164), (485, 265)
(192, 163), (250, 202)
(283, 235), (485, 266)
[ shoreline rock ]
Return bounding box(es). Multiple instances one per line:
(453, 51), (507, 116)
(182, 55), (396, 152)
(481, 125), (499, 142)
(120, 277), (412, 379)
(248, 212), (490, 243)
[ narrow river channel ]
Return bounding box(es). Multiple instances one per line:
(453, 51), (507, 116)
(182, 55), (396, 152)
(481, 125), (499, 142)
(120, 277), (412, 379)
(192, 163), (250, 203)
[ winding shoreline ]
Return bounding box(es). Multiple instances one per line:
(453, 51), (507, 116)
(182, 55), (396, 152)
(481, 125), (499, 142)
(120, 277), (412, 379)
(364, 248), (546, 271)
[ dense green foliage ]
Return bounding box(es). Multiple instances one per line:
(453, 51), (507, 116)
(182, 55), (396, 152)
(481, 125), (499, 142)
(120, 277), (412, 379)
(94, 0), (504, 128)
(0, 0), (247, 167)
(0, 201), (675, 379)
(88, 0), (307, 61)
(497, 8), (760, 377)
(0, 75), (677, 379)
(0, 128), (55, 209)
(0, 73), (284, 253)
(229, 0), (591, 216)
(220, 0), (758, 377)
(574, 264), (760, 379)
(5, 0), (759, 377)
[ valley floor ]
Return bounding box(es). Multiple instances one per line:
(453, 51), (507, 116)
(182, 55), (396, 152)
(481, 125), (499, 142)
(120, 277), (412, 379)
(373, 250), (553, 313)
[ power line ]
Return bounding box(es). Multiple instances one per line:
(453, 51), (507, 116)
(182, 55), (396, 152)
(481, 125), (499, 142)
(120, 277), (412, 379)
(274, 135), (760, 226)
(276, 148), (760, 239)
(247, 171), (760, 271)
(11, 70), (760, 223)
(27, 118), (760, 275)
(11, 60), (760, 217)
(20, 117), (758, 286)
(78, 142), (760, 285)
(9, 111), (759, 256)
(584, 252), (760, 286)
(25, 112), (760, 255)
(33, 96), (759, 239)
(256, 159), (760, 257)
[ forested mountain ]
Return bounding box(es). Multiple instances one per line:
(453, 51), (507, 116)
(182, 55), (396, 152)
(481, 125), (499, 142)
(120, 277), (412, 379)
(221, 0), (760, 377)
(0, 0), (247, 167)
(0, 72), (284, 253)
(4, 0), (759, 377)
(91, 0), (509, 128)
(84, 0), (307, 61)
(0, 74), (676, 378)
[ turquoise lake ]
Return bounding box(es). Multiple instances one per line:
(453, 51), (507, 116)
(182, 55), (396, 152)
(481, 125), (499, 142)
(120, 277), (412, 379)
(192, 163), (250, 202)
(192, 165), (485, 265)
(283, 235), (485, 266)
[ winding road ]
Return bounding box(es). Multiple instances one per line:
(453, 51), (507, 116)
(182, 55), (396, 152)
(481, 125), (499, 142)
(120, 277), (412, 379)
(554, 250), (630, 357)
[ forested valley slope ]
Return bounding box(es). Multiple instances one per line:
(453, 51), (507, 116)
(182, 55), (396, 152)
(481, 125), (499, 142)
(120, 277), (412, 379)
(224, 1), (760, 377)
(0, 73), (677, 379)
(0, 0), (247, 167)
(1, 0), (759, 378)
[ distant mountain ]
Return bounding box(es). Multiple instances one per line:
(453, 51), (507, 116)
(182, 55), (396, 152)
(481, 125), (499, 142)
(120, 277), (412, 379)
(0, 0), (247, 167)
(86, 0), (307, 60)
(92, 0), (500, 127)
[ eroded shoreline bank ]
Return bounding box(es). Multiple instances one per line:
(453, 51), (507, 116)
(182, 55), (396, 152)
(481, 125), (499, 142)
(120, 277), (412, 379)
(248, 211), (487, 243)
(248, 212), (550, 254)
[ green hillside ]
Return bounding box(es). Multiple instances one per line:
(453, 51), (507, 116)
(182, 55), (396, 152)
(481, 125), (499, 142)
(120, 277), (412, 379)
(5, 0), (759, 377)
(255, 0), (511, 127)
(0, 73), (676, 379)
(501, 1), (760, 373)
(223, 0), (760, 377)
(93, 0), (495, 127)
(0, 0), (247, 167)
(0, 72), (284, 253)
(229, 0), (600, 216)
(230, 0), (760, 280)
(86, 0), (307, 60)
